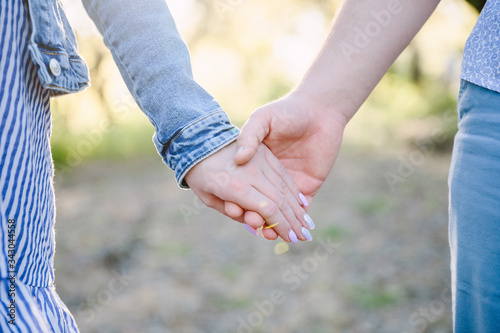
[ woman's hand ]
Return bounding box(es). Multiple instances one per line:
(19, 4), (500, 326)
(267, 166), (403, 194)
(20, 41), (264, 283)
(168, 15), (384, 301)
(185, 142), (314, 243)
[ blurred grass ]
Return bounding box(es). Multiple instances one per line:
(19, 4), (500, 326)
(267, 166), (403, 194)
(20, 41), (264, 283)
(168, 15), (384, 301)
(152, 243), (192, 258)
(355, 197), (392, 216)
(347, 285), (402, 309)
(221, 265), (243, 281)
(210, 295), (253, 311)
(322, 225), (348, 240)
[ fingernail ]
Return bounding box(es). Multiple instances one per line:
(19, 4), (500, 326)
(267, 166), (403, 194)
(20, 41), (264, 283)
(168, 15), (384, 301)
(301, 227), (313, 241)
(243, 224), (258, 236)
(289, 230), (298, 244)
(298, 193), (309, 207)
(303, 213), (315, 230)
(236, 146), (244, 155)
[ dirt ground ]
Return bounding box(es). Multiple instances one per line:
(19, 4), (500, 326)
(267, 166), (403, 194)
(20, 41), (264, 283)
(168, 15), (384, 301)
(53, 147), (453, 333)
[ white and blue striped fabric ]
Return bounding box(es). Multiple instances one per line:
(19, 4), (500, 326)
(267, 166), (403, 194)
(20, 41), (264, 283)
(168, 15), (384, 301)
(1, 0), (79, 331)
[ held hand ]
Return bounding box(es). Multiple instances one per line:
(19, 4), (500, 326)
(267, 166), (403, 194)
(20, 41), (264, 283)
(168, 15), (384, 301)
(233, 91), (347, 210)
(185, 142), (314, 243)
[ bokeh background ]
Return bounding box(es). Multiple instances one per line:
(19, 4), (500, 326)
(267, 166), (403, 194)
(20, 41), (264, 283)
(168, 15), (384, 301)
(52, 0), (480, 332)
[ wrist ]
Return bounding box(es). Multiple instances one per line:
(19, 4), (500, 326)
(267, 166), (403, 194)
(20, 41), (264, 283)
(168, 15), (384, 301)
(289, 87), (351, 130)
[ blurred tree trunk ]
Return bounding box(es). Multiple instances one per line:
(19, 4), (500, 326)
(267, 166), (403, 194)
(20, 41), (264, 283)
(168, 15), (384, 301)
(409, 44), (421, 85)
(465, 0), (486, 13)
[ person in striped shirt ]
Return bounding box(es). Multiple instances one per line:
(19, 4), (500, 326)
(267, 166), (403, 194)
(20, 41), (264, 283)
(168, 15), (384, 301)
(0, 0), (315, 331)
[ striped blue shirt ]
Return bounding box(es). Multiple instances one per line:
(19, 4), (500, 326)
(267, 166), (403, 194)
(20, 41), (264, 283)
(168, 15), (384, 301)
(1, 0), (78, 331)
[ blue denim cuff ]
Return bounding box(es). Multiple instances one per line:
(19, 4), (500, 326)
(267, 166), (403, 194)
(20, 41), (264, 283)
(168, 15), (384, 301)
(154, 110), (240, 189)
(26, 0), (90, 96)
(28, 43), (90, 96)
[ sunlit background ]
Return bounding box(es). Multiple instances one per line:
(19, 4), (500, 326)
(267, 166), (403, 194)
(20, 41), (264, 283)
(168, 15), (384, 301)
(52, 0), (479, 332)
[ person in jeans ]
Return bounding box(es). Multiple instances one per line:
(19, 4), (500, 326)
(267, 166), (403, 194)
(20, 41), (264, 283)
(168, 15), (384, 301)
(233, 0), (500, 331)
(0, 0), (315, 331)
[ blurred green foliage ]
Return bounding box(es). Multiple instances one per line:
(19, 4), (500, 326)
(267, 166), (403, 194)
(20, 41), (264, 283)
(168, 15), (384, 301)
(51, 0), (477, 170)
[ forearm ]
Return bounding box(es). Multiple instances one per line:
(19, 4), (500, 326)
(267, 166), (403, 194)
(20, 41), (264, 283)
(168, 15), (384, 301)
(295, 0), (440, 123)
(82, 0), (239, 187)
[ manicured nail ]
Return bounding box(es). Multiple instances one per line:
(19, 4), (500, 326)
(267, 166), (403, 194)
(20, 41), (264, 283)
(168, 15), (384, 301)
(243, 224), (258, 236)
(303, 213), (315, 230)
(298, 192), (309, 207)
(236, 146), (244, 155)
(289, 230), (298, 244)
(301, 227), (313, 241)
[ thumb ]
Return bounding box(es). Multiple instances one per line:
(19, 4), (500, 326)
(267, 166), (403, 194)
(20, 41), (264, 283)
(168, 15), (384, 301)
(234, 108), (271, 165)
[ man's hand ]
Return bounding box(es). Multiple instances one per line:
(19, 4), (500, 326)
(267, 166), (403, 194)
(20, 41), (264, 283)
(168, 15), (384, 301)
(232, 0), (440, 231)
(234, 92), (347, 210)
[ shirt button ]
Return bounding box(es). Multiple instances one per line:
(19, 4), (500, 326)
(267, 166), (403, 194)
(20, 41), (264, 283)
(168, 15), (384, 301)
(49, 58), (61, 77)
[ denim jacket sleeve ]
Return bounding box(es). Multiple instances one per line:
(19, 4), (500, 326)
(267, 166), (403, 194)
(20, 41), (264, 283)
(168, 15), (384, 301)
(80, 0), (239, 188)
(26, 0), (90, 95)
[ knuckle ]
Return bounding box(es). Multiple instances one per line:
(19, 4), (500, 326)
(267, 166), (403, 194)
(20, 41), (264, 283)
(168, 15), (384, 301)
(244, 165), (260, 179)
(279, 180), (288, 196)
(277, 163), (287, 178)
(277, 194), (287, 210)
(228, 177), (246, 193)
(261, 202), (278, 217)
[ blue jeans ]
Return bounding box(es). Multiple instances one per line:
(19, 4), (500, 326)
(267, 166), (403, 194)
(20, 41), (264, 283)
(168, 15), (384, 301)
(449, 80), (500, 332)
